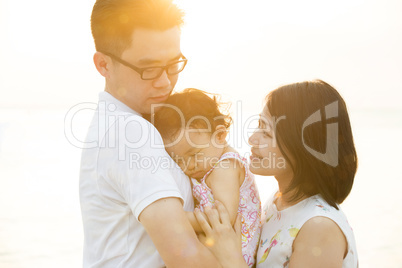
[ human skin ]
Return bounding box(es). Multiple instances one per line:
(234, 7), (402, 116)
(94, 27), (181, 114)
(194, 106), (347, 268)
(163, 126), (244, 232)
(93, 27), (222, 267)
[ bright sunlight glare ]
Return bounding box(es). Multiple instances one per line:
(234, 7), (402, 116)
(0, 1), (402, 267)
(1, 0), (402, 110)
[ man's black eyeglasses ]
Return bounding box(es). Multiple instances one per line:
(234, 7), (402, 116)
(100, 51), (187, 80)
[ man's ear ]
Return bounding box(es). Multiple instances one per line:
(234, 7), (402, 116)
(93, 52), (112, 78)
(213, 125), (228, 144)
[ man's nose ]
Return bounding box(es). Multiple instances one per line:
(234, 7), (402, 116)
(152, 70), (171, 89)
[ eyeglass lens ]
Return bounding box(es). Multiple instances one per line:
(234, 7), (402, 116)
(142, 61), (186, 80)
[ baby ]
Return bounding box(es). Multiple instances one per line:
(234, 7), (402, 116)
(154, 88), (261, 267)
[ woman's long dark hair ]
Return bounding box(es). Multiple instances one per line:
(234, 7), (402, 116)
(267, 80), (357, 209)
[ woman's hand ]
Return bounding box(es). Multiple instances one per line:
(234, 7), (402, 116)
(194, 201), (249, 268)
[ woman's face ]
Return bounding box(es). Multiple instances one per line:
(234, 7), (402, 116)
(248, 105), (292, 178)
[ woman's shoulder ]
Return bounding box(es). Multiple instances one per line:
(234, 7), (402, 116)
(291, 215), (348, 266)
(294, 195), (351, 231)
(261, 195), (353, 239)
(305, 196), (349, 223)
(291, 195), (358, 266)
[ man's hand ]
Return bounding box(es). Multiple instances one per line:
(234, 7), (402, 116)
(195, 201), (248, 268)
(139, 197), (222, 268)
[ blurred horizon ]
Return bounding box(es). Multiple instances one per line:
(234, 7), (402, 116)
(1, 0), (402, 111)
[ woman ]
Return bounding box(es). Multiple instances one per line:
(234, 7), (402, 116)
(195, 80), (359, 267)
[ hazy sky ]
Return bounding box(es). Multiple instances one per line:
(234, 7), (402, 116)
(1, 0), (401, 111)
(0, 3), (401, 265)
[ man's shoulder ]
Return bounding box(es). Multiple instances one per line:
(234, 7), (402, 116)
(98, 109), (164, 150)
(105, 109), (148, 125)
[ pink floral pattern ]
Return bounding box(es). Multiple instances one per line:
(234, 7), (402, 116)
(192, 152), (262, 267)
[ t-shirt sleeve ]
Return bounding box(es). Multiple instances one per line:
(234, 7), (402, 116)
(100, 114), (184, 221)
(127, 152), (184, 221)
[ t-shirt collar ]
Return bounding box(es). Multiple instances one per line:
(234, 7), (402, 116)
(98, 91), (141, 116)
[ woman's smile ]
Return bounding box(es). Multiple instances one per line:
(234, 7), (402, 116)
(250, 149), (263, 160)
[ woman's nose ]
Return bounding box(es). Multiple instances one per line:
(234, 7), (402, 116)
(248, 131), (258, 146)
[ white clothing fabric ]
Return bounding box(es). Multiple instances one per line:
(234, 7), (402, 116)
(256, 193), (358, 267)
(79, 92), (193, 268)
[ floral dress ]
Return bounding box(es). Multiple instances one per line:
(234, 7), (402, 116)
(256, 193), (358, 267)
(192, 152), (262, 267)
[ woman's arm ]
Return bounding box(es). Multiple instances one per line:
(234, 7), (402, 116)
(290, 216), (347, 268)
(195, 201), (248, 268)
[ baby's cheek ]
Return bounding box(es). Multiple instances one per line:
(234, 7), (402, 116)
(171, 156), (186, 171)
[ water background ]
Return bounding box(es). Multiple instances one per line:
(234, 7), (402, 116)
(0, 107), (401, 267)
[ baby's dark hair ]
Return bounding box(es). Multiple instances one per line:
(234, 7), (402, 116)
(153, 88), (232, 138)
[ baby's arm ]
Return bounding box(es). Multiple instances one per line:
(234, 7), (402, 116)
(186, 158), (244, 232)
(205, 158), (243, 226)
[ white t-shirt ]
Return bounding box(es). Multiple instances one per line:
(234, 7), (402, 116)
(256, 193), (358, 267)
(79, 92), (193, 267)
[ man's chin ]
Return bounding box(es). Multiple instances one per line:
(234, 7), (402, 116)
(149, 91), (171, 103)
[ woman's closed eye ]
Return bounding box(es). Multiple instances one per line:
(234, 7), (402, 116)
(263, 130), (272, 138)
(257, 120), (272, 137)
(257, 120), (264, 129)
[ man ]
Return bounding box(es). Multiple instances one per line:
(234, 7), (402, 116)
(79, 0), (221, 267)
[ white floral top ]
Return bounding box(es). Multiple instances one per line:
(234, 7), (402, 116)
(257, 193), (358, 267)
(192, 152), (262, 267)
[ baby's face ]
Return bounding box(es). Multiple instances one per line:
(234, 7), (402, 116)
(163, 128), (225, 179)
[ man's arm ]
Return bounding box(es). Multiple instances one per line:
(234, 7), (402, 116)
(139, 197), (222, 268)
(186, 211), (204, 233)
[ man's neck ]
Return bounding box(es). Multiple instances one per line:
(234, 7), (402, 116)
(142, 113), (152, 122)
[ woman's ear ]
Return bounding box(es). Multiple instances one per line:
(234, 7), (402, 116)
(213, 125), (228, 145)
